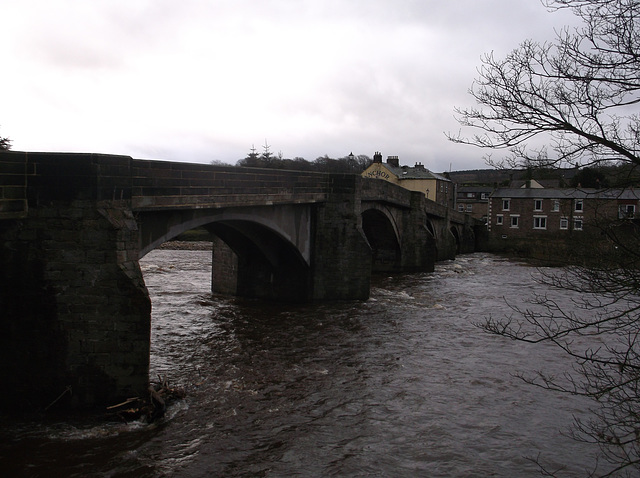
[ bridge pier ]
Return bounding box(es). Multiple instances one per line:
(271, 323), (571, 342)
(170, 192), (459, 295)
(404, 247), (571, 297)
(310, 175), (372, 300)
(0, 153), (151, 409)
(398, 191), (437, 272)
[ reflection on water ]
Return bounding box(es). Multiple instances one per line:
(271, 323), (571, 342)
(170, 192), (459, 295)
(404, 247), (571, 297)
(1, 252), (599, 477)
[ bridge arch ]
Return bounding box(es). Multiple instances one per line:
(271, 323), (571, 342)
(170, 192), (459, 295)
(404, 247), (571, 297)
(137, 205), (313, 301)
(361, 205), (402, 272)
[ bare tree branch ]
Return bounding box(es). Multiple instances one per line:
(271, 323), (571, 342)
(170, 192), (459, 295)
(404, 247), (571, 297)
(458, 1), (640, 475)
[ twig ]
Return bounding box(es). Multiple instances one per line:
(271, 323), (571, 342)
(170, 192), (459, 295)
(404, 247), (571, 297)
(44, 385), (72, 411)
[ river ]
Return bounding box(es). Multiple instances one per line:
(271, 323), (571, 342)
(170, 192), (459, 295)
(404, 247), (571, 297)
(1, 251), (601, 477)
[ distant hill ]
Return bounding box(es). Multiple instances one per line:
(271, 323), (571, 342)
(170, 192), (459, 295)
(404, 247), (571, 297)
(443, 168), (579, 187)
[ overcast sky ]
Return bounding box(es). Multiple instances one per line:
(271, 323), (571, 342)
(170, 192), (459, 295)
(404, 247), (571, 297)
(1, 0), (579, 171)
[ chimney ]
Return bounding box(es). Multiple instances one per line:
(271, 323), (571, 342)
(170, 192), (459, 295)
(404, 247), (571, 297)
(387, 155), (399, 167)
(373, 151), (383, 163)
(414, 162), (426, 171)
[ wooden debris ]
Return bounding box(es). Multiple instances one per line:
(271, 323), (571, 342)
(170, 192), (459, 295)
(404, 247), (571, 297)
(106, 376), (185, 423)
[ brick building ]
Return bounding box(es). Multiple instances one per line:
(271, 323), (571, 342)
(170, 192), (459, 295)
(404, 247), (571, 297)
(456, 185), (493, 222)
(487, 187), (640, 240)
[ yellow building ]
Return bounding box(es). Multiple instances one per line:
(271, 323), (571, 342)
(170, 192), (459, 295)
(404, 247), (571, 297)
(362, 152), (454, 208)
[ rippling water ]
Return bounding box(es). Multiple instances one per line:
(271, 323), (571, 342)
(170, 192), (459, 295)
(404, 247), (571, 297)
(1, 251), (600, 477)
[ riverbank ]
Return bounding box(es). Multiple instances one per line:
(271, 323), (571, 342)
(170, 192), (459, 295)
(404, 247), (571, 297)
(157, 241), (212, 251)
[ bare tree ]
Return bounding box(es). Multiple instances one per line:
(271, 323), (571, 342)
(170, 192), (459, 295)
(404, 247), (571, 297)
(452, 1), (640, 475)
(449, 0), (639, 172)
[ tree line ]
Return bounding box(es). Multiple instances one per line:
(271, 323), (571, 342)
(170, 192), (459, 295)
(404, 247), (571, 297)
(234, 143), (371, 174)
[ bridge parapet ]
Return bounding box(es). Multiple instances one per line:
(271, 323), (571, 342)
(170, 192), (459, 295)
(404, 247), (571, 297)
(361, 177), (412, 208)
(132, 160), (330, 210)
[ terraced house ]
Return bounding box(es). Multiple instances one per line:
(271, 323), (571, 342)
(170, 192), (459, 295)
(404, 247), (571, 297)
(486, 186), (640, 254)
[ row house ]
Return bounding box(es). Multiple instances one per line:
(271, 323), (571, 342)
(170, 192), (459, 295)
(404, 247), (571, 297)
(361, 152), (455, 209)
(488, 187), (640, 239)
(456, 186), (493, 222)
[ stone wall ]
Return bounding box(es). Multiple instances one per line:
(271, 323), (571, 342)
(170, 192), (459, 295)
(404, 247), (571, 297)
(131, 159), (329, 210)
(0, 152), (150, 410)
(0, 153), (27, 219)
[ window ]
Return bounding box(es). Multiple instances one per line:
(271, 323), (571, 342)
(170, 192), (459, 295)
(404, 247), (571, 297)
(458, 204), (465, 212)
(575, 199), (583, 212)
(510, 215), (519, 228)
(533, 216), (547, 229)
(496, 214), (503, 225)
(560, 217), (569, 230)
(467, 192), (474, 198)
(619, 204), (636, 219)
(502, 199), (510, 211)
(466, 204), (473, 212)
(574, 218), (583, 230)
(552, 200), (560, 212)
(534, 199), (543, 211)
(481, 193), (487, 200)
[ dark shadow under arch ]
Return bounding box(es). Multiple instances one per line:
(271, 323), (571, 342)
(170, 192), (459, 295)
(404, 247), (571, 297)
(450, 226), (461, 254)
(205, 220), (311, 301)
(362, 208), (401, 272)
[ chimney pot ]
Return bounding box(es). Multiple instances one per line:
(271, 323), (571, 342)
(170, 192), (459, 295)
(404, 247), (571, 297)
(387, 155), (399, 167)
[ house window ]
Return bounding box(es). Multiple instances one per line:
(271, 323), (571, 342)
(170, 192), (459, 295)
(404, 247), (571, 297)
(467, 193), (474, 198)
(534, 199), (543, 211)
(466, 204), (473, 212)
(619, 204), (636, 219)
(560, 217), (569, 230)
(458, 204), (465, 212)
(533, 216), (547, 229)
(574, 218), (583, 230)
(510, 215), (519, 228)
(502, 199), (510, 211)
(575, 199), (583, 212)
(481, 193), (487, 200)
(496, 214), (504, 225)
(552, 200), (560, 212)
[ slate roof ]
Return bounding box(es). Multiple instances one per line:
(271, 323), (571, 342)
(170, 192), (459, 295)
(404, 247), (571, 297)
(457, 185), (494, 193)
(491, 188), (640, 200)
(509, 179), (564, 188)
(384, 164), (451, 182)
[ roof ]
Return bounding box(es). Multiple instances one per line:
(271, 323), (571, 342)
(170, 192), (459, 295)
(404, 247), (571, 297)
(383, 164), (451, 182)
(457, 185), (494, 193)
(491, 187), (640, 200)
(509, 179), (564, 188)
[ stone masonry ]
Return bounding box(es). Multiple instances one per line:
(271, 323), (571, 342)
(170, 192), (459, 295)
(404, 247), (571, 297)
(0, 151), (476, 410)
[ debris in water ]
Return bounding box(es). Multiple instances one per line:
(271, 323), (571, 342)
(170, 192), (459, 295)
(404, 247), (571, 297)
(106, 376), (185, 423)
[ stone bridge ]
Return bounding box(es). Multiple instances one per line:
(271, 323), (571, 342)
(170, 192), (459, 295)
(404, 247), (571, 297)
(0, 152), (477, 409)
